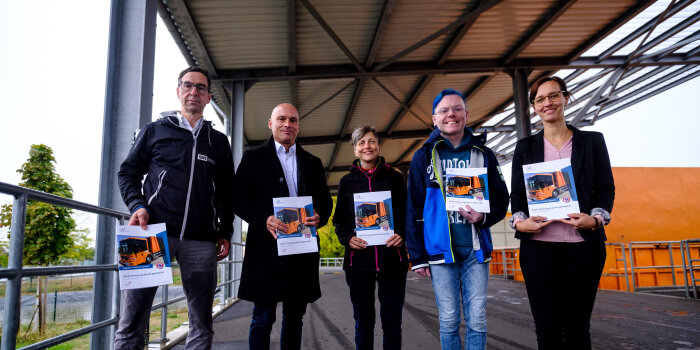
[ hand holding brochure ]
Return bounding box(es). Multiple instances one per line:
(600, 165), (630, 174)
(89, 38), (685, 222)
(273, 196), (318, 256)
(522, 158), (579, 219)
(353, 191), (394, 246)
(116, 223), (173, 290)
(444, 168), (490, 213)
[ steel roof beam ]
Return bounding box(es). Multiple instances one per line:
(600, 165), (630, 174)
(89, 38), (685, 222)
(247, 128), (433, 147)
(287, 0), (298, 107)
(593, 67), (700, 122)
(595, 0), (694, 62)
(566, 0), (655, 62)
(158, 0), (232, 124)
(365, 0), (397, 68)
(299, 0), (364, 72)
(685, 44), (700, 60)
(502, 0), (578, 65)
(371, 77), (433, 130)
(326, 0), (396, 172)
(633, 11), (700, 60)
(371, 0), (505, 71)
(395, 139), (424, 165)
(382, 0), (485, 138)
(216, 54), (698, 82)
(299, 79), (355, 120)
(642, 29), (700, 61)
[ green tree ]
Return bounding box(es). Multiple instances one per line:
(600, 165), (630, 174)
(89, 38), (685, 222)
(59, 228), (95, 263)
(0, 144), (76, 265)
(317, 196), (345, 258)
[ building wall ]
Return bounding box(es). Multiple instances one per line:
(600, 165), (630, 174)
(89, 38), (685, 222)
(606, 167), (700, 242)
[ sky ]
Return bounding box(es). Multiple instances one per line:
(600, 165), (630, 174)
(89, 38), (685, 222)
(1, 1), (699, 241)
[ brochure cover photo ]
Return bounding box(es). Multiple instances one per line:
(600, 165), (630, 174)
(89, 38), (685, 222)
(522, 158), (580, 219)
(273, 196), (318, 255)
(117, 223), (173, 290)
(353, 190), (394, 246)
(444, 167), (490, 213)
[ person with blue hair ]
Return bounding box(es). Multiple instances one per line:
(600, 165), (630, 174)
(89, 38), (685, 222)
(405, 89), (509, 349)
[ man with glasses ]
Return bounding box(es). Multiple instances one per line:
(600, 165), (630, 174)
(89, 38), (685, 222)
(405, 89), (509, 350)
(117, 66), (235, 350)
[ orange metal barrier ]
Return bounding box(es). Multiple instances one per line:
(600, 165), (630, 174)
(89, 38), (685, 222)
(490, 240), (700, 298)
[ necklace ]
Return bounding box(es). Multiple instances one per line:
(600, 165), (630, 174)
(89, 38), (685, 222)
(544, 131), (572, 150)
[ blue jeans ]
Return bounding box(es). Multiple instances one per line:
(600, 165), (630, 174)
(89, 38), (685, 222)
(345, 269), (407, 350)
(249, 301), (308, 350)
(429, 247), (489, 350)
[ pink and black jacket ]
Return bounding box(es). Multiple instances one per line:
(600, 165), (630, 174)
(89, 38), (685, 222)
(333, 157), (409, 272)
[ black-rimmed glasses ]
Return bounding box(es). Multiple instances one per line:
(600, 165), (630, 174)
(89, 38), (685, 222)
(179, 81), (211, 94)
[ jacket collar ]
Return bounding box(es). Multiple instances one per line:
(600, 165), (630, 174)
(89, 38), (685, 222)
(350, 156), (389, 174)
(424, 127), (485, 149)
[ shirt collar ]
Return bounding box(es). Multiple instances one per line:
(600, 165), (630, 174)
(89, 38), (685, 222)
(177, 112), (205, 131)
(274, 140), (296, 156)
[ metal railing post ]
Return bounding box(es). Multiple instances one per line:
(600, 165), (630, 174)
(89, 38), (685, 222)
(628, 243), (637, 292)
(681, 241), (690, 298)
(1, 194), (27, 350)
(160, 285), (169, 343)
(621, 244), (630, 292)
(502, 249), (507, 279)
(668, 243), (677, 286)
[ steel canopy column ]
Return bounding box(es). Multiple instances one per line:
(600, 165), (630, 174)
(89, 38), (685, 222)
(93, 1), (157, 349)
(229, 81), (245, 299)
(510, 69), (532, 140)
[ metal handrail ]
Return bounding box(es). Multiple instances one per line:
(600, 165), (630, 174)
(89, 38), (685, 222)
(0, 181), (245, 349)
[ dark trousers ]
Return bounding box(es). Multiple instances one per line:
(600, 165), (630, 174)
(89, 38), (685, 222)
(249, 300), (308, 350)
(345, 269), (407, 350)
(519, 239), (606, 350)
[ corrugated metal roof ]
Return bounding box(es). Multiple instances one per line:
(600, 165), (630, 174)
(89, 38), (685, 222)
(159, 0), (700, 192)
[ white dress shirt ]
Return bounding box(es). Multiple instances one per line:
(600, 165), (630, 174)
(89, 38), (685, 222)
(177, 113), (205, 135)
(274, 140), (298, 197)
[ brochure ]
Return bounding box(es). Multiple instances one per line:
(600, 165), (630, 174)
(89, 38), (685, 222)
(444, 167), (490, 213)
(116, 223), (173, 290)
(273, 196), (318, 256)
(353, 191), (394, 246)
(522, 158), (580, 219)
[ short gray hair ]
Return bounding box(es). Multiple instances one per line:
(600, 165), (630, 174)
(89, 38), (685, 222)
(351, 125), (379, 147)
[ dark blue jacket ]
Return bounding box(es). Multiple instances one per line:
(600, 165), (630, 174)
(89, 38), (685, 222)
(405, 128), (509, 269)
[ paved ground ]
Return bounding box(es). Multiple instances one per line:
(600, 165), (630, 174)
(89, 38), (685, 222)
(173, 270), (700, 350)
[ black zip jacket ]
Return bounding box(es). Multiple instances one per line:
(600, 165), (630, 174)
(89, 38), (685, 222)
(118, 112), (235, 242)
(333, 157), (409, 272)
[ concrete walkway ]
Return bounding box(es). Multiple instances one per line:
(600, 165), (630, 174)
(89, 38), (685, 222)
(172, 270), (700, 349)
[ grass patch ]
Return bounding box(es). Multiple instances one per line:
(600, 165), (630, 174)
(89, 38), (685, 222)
(148, 307), (189, 344)
(12, 319), (91, 350)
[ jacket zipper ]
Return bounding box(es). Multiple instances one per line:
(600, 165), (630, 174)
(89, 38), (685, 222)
(147, 169), (167, 205)
(179, 127), (200, 241)
(363, 170), (380, 271)
(432, 140), (455, 263)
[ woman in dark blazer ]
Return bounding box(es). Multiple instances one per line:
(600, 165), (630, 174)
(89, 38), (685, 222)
(510, 76), (615, 350)
(333, 125), (409, 350)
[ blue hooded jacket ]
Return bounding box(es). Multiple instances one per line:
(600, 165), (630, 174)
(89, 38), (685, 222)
(405, 127), (509, 269)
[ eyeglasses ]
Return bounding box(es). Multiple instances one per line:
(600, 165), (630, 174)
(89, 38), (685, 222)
(179, 81), (210, 94)
(532, 91), (566, 106)
(435, 105), (466, 115)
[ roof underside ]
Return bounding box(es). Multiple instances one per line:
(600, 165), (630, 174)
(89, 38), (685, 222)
(158, 0), (700, 191)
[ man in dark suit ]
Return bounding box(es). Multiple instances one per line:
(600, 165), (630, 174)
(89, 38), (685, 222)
(235, 103), (333, 350)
